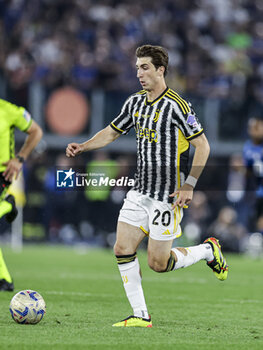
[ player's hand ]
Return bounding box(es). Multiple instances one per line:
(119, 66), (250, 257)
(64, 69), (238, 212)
(169, 183), (194, 209)
(2, 158), (23, 182)
(66, 143), (83, 157)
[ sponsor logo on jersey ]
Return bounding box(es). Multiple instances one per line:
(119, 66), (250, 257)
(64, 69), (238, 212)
(135, 122), (158, 143)
(134, 111), (150, 119)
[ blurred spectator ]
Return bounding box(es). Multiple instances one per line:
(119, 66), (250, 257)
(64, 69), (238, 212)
(44, 153), (80, 241)
(83, 151), (119, 236)
(182, 191), (212, 245)
(255, 214), (263, 235)
(226, 154), (246, 204)
(226, 153), (252, 227)
(183, 191), (212, 239)
(83, 152), (135, 237)
(207, 206), (247, 252)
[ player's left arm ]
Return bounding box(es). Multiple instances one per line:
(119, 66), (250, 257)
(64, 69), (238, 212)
(3, 121), (43, 181)
(170, 133), (210, 208)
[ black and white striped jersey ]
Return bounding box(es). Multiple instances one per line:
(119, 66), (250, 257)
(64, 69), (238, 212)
(110, 87), (204, 203)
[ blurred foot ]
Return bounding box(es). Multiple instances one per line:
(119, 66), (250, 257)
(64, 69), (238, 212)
(0, 279), (14, 291)
(5, 195), (18, 223)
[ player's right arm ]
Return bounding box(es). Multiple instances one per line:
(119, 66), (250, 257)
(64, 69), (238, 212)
(66, 125), (121, 157)
(66, 94), (134, 157)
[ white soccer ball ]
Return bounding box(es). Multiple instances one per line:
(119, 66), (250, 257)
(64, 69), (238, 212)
(9, 290), (46, 324)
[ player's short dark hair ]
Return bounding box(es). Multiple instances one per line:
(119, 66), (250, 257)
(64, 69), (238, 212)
(248, 116), (263, 127)
(249, 116), (263, 122)
(136, 45), (169, 76)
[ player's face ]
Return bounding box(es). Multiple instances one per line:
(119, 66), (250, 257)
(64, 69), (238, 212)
(136, 57), (163, 91)
(249, 119), (263, 143)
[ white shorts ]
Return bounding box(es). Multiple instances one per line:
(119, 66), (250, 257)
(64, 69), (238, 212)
(118, 190), (183, 241)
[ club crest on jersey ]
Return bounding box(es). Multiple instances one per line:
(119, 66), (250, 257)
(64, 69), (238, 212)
(153, 109), (160, 122)
(186, 113), (198, 128)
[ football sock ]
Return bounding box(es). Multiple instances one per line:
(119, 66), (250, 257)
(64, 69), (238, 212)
(0, 248), (12, 283)
(0, 200), (12, 219)
(172, 243), (214, 270)
(116, 253), (149, 319)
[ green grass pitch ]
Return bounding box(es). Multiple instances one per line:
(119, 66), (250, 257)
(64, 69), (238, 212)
(0, 245), (262, 350)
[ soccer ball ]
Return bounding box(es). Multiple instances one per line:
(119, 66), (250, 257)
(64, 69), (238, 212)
(9, 290), (46, 324)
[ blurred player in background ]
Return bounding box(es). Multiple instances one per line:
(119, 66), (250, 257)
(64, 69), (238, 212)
(66, 45), (228, 327)
(0, 99), (43, 291)
(243, 116), (263, 228)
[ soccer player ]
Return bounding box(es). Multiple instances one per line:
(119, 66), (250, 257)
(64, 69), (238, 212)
(66, 45), (228, 327)
(0, 99), (43, 291)
(243, 116), (263, 224)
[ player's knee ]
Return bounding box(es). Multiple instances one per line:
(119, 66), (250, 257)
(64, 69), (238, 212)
(113, 242), (124, 256)
(148, 257), (167, 273)
(113, 242), (132, 256)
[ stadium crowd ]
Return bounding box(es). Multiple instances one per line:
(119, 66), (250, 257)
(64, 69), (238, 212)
(0, 0), (263, 103)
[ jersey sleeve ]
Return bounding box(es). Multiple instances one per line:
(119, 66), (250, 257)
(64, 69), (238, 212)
(3, 100), (32, 131)
(110, 96), (134, 135)
(14, 108), (32, 132)
(172, 101), (203, 140)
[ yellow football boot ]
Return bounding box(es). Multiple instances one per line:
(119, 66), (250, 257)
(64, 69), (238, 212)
(204, 237), (228, 281)
(112, 315), (152, 328)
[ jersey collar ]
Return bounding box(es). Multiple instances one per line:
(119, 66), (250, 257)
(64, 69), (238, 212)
(145, 87), (169, 106)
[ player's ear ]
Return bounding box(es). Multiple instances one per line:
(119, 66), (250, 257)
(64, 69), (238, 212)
(157, 66), (165, 77)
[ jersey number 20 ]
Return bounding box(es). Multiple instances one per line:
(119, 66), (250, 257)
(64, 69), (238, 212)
(152, 209), (171, 227)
